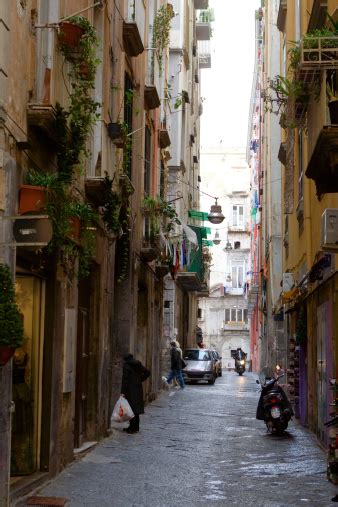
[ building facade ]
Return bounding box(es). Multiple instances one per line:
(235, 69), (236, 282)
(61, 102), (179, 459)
(198, 147), (250, 367)
(247, 0), (338, 484)
(0, 1), (211, 504)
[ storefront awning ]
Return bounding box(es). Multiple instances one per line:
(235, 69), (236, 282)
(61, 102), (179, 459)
(188, 210), (209, 221)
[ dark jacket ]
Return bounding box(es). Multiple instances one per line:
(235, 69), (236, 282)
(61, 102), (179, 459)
(170, 347), (182, 370)
(121, 358), (150, 415)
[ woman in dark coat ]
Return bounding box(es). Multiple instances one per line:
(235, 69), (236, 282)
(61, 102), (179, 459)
(121, 354), (150, 433)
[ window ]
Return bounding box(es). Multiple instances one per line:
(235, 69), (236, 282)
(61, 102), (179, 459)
(232, 264), (244, 288)
(225, 308), (248, 323)
(232, 205), (244, 228)
(234, 241), (241, 250)
(144, 126), (151, 195)
(124, 73), (133, 178)
(197, 308), (203, 319)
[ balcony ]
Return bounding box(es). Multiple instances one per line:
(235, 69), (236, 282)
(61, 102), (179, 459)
(176, 225), (207, 292)
(277, 0), (287, 32)
(228, 223), (250, 233)
(198, 40), (211, 68)
(123, 0), (145, 57)
(196, 22), (211, 41)
(144, 51), (161, 110)
(305, 126), (338, 196)
(300, 36), (338, 70)
(222, 322), (249, 331)
(194, 0), (209, 8)
(27, 104), (57, 141)
(85, 177), (107, 206)
(307, 0), (327, 31)
(176, 272), (204, 292)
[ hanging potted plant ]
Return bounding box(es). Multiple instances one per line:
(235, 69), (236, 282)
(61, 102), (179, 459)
(0, 264), (24, 366)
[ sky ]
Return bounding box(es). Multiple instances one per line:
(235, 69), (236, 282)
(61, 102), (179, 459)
(200, 0), (261, 149)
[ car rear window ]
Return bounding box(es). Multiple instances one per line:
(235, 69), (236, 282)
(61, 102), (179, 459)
(184, 350), (210, 361)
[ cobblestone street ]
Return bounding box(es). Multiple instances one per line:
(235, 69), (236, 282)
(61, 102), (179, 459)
(25, 373), (337, 507)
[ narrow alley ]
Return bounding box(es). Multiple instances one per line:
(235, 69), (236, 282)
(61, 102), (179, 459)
(20, 373), (336, 507)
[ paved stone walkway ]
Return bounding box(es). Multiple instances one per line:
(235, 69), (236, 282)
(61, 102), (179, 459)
(26, 372), (337, 506)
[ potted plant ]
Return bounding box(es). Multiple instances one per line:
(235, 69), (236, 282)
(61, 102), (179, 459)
(326, 72), (338, 124)
(58, 16), (98, 56)
(58, 20), (85, 49)
(107, 121), (129, 148)
(19, 170), (57, 214)
(0, 264), (24, 366)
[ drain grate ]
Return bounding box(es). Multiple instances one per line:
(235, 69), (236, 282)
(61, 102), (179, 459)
(25, 496), (69, 507)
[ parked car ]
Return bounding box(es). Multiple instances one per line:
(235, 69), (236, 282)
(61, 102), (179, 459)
(182, 348), (218, 385)
(211, 350), (222, 377)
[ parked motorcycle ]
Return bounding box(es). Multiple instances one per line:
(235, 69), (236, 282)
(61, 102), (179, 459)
(235, 358), (246, 376)
(256, 367), (293, 433)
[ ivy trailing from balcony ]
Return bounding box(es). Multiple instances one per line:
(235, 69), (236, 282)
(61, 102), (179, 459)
(153, 4), (175, 75)
(57, 16), (101, 184)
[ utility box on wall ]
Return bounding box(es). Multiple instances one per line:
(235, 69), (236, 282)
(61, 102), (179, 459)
(321, 209), (338, 252)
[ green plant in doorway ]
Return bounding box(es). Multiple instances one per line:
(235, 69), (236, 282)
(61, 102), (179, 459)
(0, 264), (24, 349)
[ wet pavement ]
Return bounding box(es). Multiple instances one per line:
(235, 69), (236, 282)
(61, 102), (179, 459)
(28, 372), (337, 506)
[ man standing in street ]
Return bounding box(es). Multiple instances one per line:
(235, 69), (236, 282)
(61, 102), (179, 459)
(166, 341), (185, 389)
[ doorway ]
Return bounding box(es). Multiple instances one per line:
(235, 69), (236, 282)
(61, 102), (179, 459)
(11, 275), (45, 476)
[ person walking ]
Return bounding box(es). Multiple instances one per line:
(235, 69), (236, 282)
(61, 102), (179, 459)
(121, 353), (150, 434)
(173, 340), (183, 387)
(166, 341), (185, 389)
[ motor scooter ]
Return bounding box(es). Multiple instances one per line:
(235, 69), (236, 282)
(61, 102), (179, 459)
(256, 367), (293, 433)
(235, 358), (246, 375)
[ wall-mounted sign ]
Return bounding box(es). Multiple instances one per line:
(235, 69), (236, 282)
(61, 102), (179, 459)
(13, 216), (52, 245)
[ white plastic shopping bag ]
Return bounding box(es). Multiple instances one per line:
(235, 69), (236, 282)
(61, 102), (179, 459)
(111, 396), (134, 423)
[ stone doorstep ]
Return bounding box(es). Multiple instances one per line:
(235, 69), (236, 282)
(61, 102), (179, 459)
(11, 442), (98, 505)
(73, 440), (98, 457)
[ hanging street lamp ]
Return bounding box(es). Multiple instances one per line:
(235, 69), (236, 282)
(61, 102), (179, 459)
(208, 198), (225, 224)
(213, 230), (221, 245)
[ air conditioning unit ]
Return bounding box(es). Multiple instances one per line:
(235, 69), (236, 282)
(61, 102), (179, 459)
(282, 273), (294, 292)
(321, 209), (338, 251)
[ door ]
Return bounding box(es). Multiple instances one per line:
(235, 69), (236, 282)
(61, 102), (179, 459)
(74, 279), (91, 449)
(317, 301), (333, 445)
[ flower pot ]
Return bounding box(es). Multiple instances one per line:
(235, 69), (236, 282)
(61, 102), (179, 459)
(0, 346), (16, 366)
(107, 123), (126, 148)
(58, 22), (85, 48)
(328, 100), (338, 124)
(18, 185), (46, 214)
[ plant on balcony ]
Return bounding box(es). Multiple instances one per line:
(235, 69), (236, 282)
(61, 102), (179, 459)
(0, 264), (24, 365)
(142, 195), (179, 237)
(101, 176), (123, 234)
(153, 4), (175, 75)
(57, 18), (100, 185)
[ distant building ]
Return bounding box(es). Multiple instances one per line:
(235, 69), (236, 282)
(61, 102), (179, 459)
(198, 147), (250, 368)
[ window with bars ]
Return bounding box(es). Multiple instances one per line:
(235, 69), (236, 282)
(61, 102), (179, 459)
(232, 205), (244, 228)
